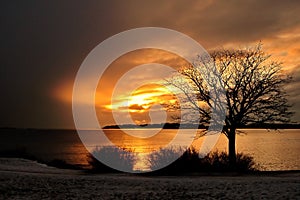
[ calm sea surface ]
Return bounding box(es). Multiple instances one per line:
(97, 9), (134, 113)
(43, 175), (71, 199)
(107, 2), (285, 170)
(0, 129), (299, 171)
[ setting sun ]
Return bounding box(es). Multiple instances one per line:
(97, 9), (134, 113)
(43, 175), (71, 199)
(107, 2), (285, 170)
(104, 84), (177, 114)
(128, 93), (152, 113)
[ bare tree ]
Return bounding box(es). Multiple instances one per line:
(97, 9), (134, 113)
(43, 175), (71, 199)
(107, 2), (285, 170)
(168, 44), (293, 166)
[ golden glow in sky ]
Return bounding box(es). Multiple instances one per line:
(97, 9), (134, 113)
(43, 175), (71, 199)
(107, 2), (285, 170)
(92, 49), (188, 126)
(100, 83), (178, 125)
(105, 84), (176, 113)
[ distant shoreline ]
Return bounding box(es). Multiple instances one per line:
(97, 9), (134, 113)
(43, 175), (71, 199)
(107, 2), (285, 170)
(102, 123), (300, 130)
(1, 123), (300, 131)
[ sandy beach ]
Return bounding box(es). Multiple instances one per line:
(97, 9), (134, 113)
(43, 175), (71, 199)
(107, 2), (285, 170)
(0, 158), (299, 199)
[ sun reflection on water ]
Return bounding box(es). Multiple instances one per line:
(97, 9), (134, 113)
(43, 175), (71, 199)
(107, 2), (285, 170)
(93, 129), (223, 171)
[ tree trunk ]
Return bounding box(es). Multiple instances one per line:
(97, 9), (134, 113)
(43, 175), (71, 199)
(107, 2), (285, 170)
(228, 128), (236, 168)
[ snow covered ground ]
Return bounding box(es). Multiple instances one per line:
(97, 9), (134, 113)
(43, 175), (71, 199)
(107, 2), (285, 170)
(0, 158), (299, 199)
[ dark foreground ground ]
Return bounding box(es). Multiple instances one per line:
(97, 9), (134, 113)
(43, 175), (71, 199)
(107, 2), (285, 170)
(0, 158), (299, 199)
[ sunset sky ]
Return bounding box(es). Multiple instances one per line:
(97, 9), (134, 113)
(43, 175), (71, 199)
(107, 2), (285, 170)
(1, 0), (299, 128)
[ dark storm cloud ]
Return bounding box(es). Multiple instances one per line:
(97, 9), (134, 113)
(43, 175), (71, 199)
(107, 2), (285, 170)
(287, 66), (300, 122)
(0, 0), (299, 128)
(189, 0), (300, 45)
(0, 1), (125, 128)
(106, 0), (300, 46)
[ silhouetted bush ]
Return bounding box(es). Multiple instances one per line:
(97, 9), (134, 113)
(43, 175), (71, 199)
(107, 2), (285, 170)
(235, 153), (259, 172)
(148, 148), (259, 175)
(87, 146), (259, 174)
(87, 146), (136, 173)
(148, 146), (183, 171)
(148, 147), (201, 174)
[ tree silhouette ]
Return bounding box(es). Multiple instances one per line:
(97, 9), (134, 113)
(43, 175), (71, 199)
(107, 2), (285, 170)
(168, 44), (293, 167)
